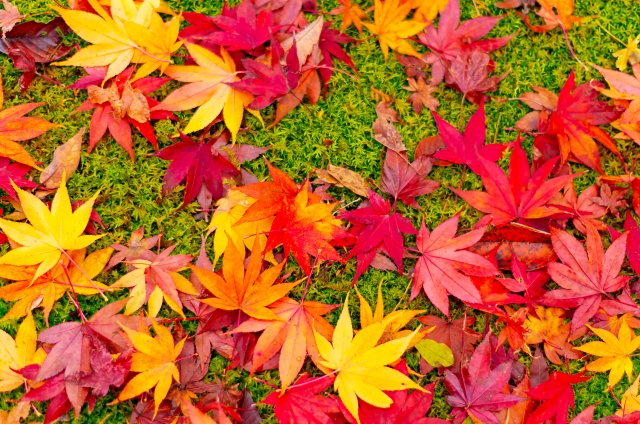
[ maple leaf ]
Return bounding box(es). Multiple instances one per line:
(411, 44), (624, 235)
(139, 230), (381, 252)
(432, 101), (508, 174)
(0, 157), (35, 199)
(541, 225), (630, 333)
(329, 0), (366, 36)
(576, 321), (640, 388)
(617, 374), (640, 417)
(0, 175), (102, 281)
(0, 18), (73, 91)
(409, 0), (450, 22)
(591, 184), (628, 218)
(418, 0), (513, 84)
(116, 318), (186, 417)
(341, 361), (445, 424)
(192, 239), (298, 321)
(380, 149), (439, 207)
(362, 0), (427, 59)
(233, 296), (337, 390)
(204, 0), (273, 54)
(157, 42), (255, 141)
(316, 163), (369, 198)
(613, 36), (640, 71)
(263, 179), (345, 275)
(0, 312), (45, 392)
(529, 71), (622, 173)
(357, 281), (425, 346)
(71, 66), (176, 161)
(534, 0), (582, 32)
(396, 53), (428, 79)
(206, 191), (274, 265)
(313, 294), (423, 424)
(411, 214), (498, 317)
(447, 49), (509, 103)
(524, 306), (582, 365)
(469, 224), (558, 271)
(52, 0), (159, 82)
(526, 371), (590, 424)
(339, 190), (416, 284)
(107, 226), (158, 270)
(592, 63), (640, 146)
(444, 334), (523, 424)
(0, 0), (21, 35)
(318, 24), (357, 93)
(0, 247), (113, 325)
(0, 78), (59, 168)
(418, 315), (480, 371)
(404, 77), (439, 114)
(0, 402), (29, 424)
(111, 245), (196, 317)
(551, 182), (607, 234)
(497, 257), (548, 311)
(156, 130), (239, 209)
(31, 299), (135, 416)
(451, 137), (578, 229)
(262, 373), (344, 424)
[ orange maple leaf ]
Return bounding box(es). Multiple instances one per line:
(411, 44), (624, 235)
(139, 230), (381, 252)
(191, 240), (300, 321)
(329, 0), (367, 36)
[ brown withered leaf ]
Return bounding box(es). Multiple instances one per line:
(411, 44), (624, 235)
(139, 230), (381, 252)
(375, 101), (401, 122)
(404, 77), (439, 114)
(88, 82), (150, 123)
(372, 117), (406, 153)
(316, 163), (369, 197)
(39, 127), (84, 189)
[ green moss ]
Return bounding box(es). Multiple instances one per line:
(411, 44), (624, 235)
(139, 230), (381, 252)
(0, 0), (639, 422)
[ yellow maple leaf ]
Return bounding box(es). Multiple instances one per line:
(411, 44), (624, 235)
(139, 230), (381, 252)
(154, 43), (256, 141)
(576, 321), (640, 388)
(0, 402), (30, 424)
(408, 0), (449, 22)
(53, 0), (160, 82)
(0, 313), (46, 392)
(191, 240), (299, 321)
(125, 11), (183, 80)
(618, 374), (640, 417)
(362, 0), (427, 59)
(0, 248), (113, 325)
(115, 318), (185, 417)
(206, 191), (275, 265)
(614, 35), (640, 71)
(0, 176), (102, 281)
(356, 281), (424, 346)
(313, 294), (424, 424)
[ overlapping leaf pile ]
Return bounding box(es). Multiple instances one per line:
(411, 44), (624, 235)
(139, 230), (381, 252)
(1, 0), (640, 422)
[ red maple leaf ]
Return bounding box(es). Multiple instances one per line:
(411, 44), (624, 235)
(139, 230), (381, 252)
(498, 256), (549, 312)
(380, 148), (440, 208)
(432, 101), (509, 174)
(446, 49), (509, 104)
(541, 224), (630, 333)
(533, 71), (622, 173)
(318, 23), (357, 92)
(526, 372), (590, 424)
(0, 157), (35, 198)
(262, 373), (345, 424)
(411, 214), (498, 317)
(551, 182), (607, 234)
(444, 334), (524, 424)
(156, 130), (240, 209)
(339, 190), (417, 284)
(451, 137), (579, 230)
(70, 67), (176, 161)
(418, 0), (513, 84)
(418, 315), (480, 371)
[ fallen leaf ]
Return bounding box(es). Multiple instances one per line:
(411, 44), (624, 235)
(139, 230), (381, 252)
(362, 0), (426, 58)
(0, 0), (22, 35)
(418, 315), (480, 371)
(329, 0), (366, 36)
(316, 163), (369, 197)
(39, 127), (84, 189)
(404, 77), (439, 114)
(526, 371), (589, 424)
(380, 148), (439, 208)
(524, 306), (582, 365)
(0, 312), (44, 392)
(0, 156), (35, 199)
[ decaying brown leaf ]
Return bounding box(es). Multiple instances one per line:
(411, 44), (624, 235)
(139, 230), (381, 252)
(39, 127), (84, 189)
(316, 163), (369, 197)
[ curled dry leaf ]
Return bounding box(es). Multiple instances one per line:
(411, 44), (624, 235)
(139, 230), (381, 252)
(40, 127), (85, 189)
(316, 163), (369, 197)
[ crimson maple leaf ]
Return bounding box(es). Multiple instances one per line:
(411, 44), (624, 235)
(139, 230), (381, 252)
(451, 137), (579, 230)
(0, 157), (35, 198)
(541, 224), (630, 333)
(318, 24), (357, 92)
(418, 0), (513, 84)
(340, 360), (446, 424)
(411, 214), (498, 317)
(339, 190), (416, 284)
(204, 0), (274, 54)
(418, 315), (480, 371)
(531, 71), (622, 173)
(230, 35), (300, 110)
(551, 182), (607, 234)
(444, 334), (523, 424)
(156, 130), (239, 209)
(70, 66), (176, 161)
(380, 148), (439, 208)
(526, 372), (590, 424)
(432, 101), (509, 174)
(262, 374), (345, 424)
(498, 256), (549, 312)
(446, 49), (509, 103)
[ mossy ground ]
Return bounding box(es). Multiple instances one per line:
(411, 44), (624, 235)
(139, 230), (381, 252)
(0, 0), (639, 422)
